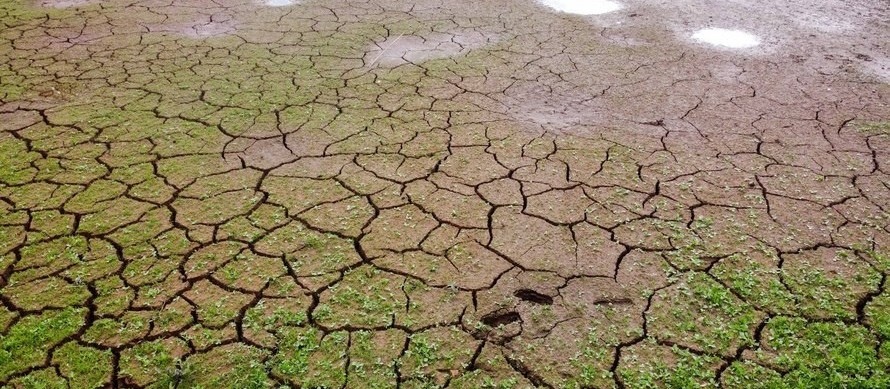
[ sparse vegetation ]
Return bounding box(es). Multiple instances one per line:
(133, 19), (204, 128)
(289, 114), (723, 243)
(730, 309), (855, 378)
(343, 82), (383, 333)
(0, 0), (888, 387)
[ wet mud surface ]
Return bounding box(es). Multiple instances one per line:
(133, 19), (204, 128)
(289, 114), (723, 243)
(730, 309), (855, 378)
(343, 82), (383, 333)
(1, 0), (889, 387)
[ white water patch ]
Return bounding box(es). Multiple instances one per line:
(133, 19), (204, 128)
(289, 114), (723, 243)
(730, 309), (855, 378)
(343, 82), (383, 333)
(538, 0), (622, 15)
(39, 0), (95, 8)
(692, 28), (760, 49)
(365, 31), (497, 68)
(265, 0), (294, 6)
(860, 54), (890, 83)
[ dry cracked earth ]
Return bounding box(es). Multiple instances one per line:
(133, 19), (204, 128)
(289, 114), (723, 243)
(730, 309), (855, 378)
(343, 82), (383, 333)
(1, 0), (890, 388)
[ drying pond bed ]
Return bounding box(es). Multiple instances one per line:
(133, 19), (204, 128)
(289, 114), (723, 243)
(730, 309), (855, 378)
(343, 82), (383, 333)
(1, 0), (889, 387)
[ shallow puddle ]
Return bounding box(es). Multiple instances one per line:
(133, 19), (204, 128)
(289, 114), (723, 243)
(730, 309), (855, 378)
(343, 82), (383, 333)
(264, 0), (294, 6)
(538, 0), (622, 15)
(692, 28), (760, 48)
(39, 0), (93, 8)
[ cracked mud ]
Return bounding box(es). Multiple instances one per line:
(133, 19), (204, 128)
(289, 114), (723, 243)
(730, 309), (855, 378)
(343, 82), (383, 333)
(1, 0), (889, 388)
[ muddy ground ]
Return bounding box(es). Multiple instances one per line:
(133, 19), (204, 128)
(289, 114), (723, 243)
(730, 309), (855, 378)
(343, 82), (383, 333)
(1, 0), (889, 387)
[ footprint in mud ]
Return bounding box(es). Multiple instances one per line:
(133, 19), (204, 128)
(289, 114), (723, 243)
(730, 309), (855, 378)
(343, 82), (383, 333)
(513, 289), (554, 305)
(481, 311), (521, 327)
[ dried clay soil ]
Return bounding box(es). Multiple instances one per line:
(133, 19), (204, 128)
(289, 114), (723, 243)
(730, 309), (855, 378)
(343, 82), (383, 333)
(1, 0), (890, 388)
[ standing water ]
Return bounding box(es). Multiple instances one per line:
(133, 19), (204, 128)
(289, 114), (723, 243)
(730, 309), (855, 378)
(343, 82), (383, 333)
(538, 0), (622, 15)
(692, 28), (760, 48)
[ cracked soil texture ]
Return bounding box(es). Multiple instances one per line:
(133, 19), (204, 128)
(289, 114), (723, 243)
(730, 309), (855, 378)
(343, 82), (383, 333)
(1, 0), (890, 388)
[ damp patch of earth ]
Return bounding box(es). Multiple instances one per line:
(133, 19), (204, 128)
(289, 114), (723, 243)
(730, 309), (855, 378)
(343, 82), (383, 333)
(365, 31), (498, 67)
